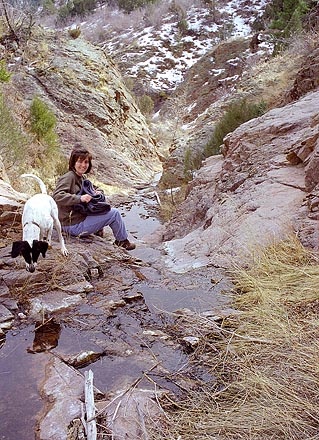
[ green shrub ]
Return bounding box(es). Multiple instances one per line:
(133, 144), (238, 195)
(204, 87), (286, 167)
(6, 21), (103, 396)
(42, 0), (56, 14)
(183, 148), (203, 181)
(158, 184), (187, 222)
(159, 90), (168, 100)
(57, 0), (97, 19)
(263, 0), (313, 52)
(204, 99), (267, 157)
(68, 26), (81, 39)
(123, 76), (135, 91)
(269, 0), (309, 31)
(54, 154), (69, 177)
(57, 3), (72, 21)
(117, 0), (157, 13)
(169, 1), (186, 20)
(0, 94), (63, 181)
(0, 94), (28, 170)
(72, 0), (97, 15)
(30, 96), (61, 175)
(137, 94), (154, 116)
(218, 21), (235, 41)
(29, 97), (67, 180)
(30, 97), (57, 143)
(0, 61), (11, 83)
(177, 19), (189, 35)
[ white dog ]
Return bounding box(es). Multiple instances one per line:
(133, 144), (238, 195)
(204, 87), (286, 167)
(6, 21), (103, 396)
(11, 174), (68, 272)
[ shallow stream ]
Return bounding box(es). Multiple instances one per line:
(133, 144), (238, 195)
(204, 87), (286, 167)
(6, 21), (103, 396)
(0, 189), (232, 439)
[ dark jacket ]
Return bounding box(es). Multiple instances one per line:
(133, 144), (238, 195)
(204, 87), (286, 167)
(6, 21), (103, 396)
(73, 179), (110, 215)
(52, 171), (86, 226)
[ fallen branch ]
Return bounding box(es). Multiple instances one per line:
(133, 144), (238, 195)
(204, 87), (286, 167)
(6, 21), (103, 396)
(85, 369), (97, 440)
(88, 363), (160, 423)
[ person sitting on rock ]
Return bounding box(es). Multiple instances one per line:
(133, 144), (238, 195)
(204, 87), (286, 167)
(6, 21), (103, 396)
(52, 146), (136, 251)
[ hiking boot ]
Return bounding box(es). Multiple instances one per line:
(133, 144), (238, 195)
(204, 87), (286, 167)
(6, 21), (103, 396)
(114, 239), (136, 251)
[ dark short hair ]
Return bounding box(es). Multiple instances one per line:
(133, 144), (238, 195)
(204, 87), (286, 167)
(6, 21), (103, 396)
(69, 146), (93, 173)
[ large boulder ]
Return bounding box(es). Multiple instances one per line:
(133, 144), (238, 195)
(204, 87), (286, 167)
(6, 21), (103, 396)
(161, 90), (319, 271)
(5, 27), (162, 190)
(285, 45), (319, 103)
(0, 179), (27, 227)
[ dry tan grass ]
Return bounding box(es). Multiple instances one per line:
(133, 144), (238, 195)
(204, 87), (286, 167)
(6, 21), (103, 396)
(158, 185), (187, 222)
(240, 31), (319, 110)
(149, 236), (319, 440)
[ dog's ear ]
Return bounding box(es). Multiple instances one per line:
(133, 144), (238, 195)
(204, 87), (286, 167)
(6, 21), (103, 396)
(11, 241), (32, 264)
(11, 241), (28, 258)
(32, 240), (49, 262)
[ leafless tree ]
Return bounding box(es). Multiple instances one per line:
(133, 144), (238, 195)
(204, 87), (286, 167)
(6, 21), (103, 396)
(0, 0), (18, 41)
(0, 0), (36, 45)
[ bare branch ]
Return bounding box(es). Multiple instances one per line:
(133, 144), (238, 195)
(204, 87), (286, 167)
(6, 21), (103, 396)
(0, 0), (19, 42)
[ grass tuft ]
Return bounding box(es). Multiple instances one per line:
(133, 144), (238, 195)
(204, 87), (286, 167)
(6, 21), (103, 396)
(149, 236), (319, 440)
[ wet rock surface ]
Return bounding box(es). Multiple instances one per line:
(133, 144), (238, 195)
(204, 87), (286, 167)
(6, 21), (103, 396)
(0, 193), (231, 440)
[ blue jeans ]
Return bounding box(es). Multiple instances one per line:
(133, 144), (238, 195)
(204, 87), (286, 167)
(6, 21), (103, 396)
(62, 208), (128, 241)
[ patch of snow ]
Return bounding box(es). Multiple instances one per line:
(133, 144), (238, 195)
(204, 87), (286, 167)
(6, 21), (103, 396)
(211, 68), (225, 76)
(186, 102), (197, 112)
(80, 0), (271, 92)
(218, 74), (240, 83)
(233, 16), (251, 36)
(227, 57), (242, 66)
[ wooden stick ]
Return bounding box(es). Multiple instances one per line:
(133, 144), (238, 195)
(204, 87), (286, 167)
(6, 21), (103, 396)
(85, 370), (97, 440)
(154, 191), (161, 206)
(80, 402), (87, 435)
(87, 363), (160, 423)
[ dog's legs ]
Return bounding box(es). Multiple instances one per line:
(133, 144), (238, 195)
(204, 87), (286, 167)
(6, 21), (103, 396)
(53, 217), (68, 256)
(46, 228), (53, 247)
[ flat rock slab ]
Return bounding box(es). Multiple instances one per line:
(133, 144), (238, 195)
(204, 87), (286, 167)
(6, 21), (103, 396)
(1, 269), (46, 287)
(0, 304), (14, 329)
(29, 291), (84, 318)
(99, 388), (162, 439)
(38, 356), (84, 440)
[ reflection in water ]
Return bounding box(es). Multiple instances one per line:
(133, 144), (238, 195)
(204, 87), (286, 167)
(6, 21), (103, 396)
(139, 286), (230, 314)
(0, 328), (45, 440)
(119, 197), (161, 240)
(27, 319), (61, 353)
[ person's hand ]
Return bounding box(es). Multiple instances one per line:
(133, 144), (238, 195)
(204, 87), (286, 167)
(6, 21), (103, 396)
(81, 194), (92, 203)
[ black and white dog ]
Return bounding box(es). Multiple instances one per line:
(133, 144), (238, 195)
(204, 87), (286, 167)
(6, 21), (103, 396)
(11, 174), (68, 272)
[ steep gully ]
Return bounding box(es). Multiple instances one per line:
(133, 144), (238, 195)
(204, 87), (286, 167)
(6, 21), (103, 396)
(0, 178), (234, 439)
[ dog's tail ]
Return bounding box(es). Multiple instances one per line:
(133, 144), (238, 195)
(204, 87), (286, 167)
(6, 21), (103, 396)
(20, 174), (47, 194)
